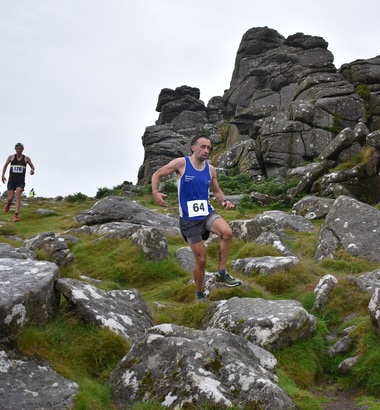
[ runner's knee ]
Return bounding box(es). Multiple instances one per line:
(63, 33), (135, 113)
(195, 253), (206, 268)
(220, 226), (233, 240)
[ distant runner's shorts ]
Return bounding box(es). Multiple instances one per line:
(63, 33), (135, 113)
(180, 212), (221, 245)
(7, 181), (25, 191)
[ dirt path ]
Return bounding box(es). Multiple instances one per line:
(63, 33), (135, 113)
(311, 385), (364, 409)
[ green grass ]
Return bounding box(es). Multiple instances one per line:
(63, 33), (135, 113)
(276, 368), (325, 409)
(17, 311), (129, 409)
(1, 192), (380, 409)
(0, 197), (91, 238)
(276, 325), (328, 389)
(349, 321), (380, 396)
(17, 311), (130, 380)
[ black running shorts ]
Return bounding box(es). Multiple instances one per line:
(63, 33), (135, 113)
(7, 181), (25, 191)
(179, 212), (221, 245)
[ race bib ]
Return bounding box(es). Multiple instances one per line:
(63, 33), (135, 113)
(187, 200), (209, 218)
(11, 165), (24, 173)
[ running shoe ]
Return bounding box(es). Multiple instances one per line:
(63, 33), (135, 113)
(215, 272), (241, 287)
(13, 215), (19, 222)
(195, 293), (207, 303)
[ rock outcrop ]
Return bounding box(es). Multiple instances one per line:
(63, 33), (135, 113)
(137, 27), (380, 205)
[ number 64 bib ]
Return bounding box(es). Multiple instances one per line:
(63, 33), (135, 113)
(187, 200), (209, 218)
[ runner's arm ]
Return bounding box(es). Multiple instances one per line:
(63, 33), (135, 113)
(151, 157), (184, 207)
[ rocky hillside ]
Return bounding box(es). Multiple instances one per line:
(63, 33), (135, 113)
(137, 26), (380, 204)
(2, 195), (380, 409)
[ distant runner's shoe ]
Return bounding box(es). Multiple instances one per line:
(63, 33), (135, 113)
(195, 293), (207, 303)
(4, 203), (10, 213)
(215, 272), (241, 287)
(13, 215), (19, 222)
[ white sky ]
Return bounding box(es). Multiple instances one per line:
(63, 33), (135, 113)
(1, 0), (379, 198)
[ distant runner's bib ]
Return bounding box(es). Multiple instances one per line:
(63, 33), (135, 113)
(11, 165), (24, 173)
(10, 155), (27, 183)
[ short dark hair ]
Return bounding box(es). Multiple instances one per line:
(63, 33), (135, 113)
(15, 142), (24, 149)
(190, 134), (210, 146)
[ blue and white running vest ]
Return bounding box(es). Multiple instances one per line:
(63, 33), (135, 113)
(178, 156), (214, 220)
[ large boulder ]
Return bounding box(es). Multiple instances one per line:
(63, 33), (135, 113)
(0, 350), (78, 409)
(24, 231), (74, 266)
(0, 258), (60, 342)
(73, 196), (180, 234)
(109, 324), (295, 409)
(231, 255), (299, 276)
(56, 278), (155, 344)
(0, 242), (36, 259)
(203, 297), (317, 352)
(291, 195), (335, 219)
(229, 218), (263, 241)
(129, 227), (168, 261)
(348, 268), (380, 294)
(254, 210), (315, 233)
(315, 195), (380, 262)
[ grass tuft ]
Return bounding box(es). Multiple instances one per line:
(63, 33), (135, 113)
(276, 332), (326, 389)
(349, 322), (380, 396)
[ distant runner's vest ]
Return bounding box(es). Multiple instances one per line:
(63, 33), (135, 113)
(178, 156), (214, 220)
(10, 155), (27, 182)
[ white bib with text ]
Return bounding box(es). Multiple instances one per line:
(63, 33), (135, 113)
(11, 165), (24, 173)
(187, 200), (209, 218)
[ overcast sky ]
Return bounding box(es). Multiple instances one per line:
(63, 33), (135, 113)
(1, 0), (379, 198)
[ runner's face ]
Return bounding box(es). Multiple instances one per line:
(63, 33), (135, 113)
(15, 146), (23, 153)
(192, 138), (211, 161)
